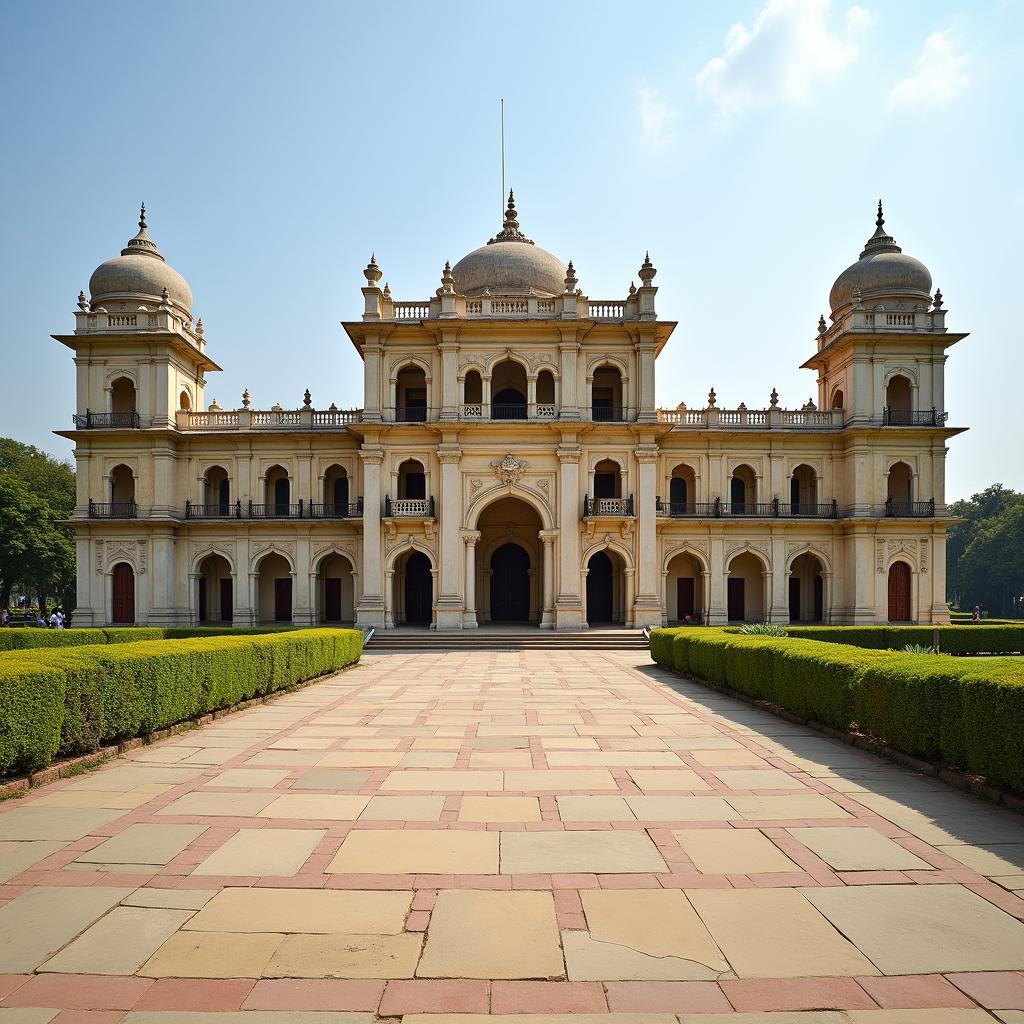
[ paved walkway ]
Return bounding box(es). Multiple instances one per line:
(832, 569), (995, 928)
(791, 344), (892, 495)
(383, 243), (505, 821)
(0, 649), (1023, 1023)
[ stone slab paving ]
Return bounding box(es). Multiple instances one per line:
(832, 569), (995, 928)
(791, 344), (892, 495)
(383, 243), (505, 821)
(0, 649), (1023, 1022)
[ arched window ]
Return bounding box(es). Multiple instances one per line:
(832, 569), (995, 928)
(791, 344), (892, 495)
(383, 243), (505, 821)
(179, 390), (192, 411)
(395, 365), (427, 421)
(491, 360), (527, 419)
(668, 464), (696, 515)
(323, 465), (350, 515)
(398, 459), (425, 500)
(204, 466), (230, 514)
(730, 465), (756, 513)
(109, 464), (135, 506)
(264, 465), (290, 515)
(831, 390), (844, 410)
(789, 464), (818, 514)
(593, 459), (621, 499)
(110, 377), (136, 414)
(463, 370), (482, 410)
(886, 462), (914, 515)
(592, 365), (623, 421)
(886, 374), (913, 412)
(536, 369), (556, 416)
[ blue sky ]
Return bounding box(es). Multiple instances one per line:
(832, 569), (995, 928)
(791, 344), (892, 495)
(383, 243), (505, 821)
(1, 0), (1020, 501)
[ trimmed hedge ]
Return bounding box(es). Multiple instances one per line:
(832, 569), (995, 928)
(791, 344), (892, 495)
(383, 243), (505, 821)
(780, 625), (1024, 656)
(0, 628), (362, 776)
(0, 625), (298, 653)
(651, 627), (1024, 793)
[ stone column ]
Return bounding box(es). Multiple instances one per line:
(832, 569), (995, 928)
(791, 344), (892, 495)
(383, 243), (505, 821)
(463, 531), (480, 628)
(555, 443), (584, 629)
(822, 571), (834, 624)
(482, 376), (492, 421)
(435, 445), (463, 629)
(558, 332), (580, 419)
(635, 332), (657, 422)
(362, 335), (383, 422)
(293, 536), (313, 625)
(539, 530), (557, 629)
(708, 535), (728, 625)
(356, 446), (386, 627)
(624, 567), (636, 627)
(248, 572), (259, 626)
(701, 570), (712, 625)
(439, 340), (459, 421)
(632, 446), (662, 627)
(188, 572), (200, 626)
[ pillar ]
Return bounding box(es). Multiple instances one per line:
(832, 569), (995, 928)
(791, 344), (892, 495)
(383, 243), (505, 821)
(356, 446), (386, 627)
(632, 447), (662, 627)
(435, 446), (463, 629)
(463, 531), (480, 628)
(539, 530), (556, 629)
(188, 572), (200, 626)
(636, 332), (657, 422)
(439, 340), (459, 421)
(555, 444), (584, 629)
(362, 335), (383, 422)
(384, 569), (395, 628)
(558, 333), (580, 419)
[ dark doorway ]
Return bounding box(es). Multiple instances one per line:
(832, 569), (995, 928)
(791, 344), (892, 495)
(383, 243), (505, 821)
(324, 578), (342, 623)
(112, 562), (134, 624)
(670, 477), (687, 506)
(490, 543), (530, 621)
(594, 472), (617, 499)
(491, 387), (526, 420)
(790, 475), (800, 513)
(788, 577), (800, 623)
(333, 475), (349, 510)
(586, 550), (614, 624)
(274, 577), (292, 622)
(217, 478), (230, 514)
(404, 551), (432, 625)
(888, 561), (912, 621)
(677, 577), (695, 620)
(730, 477), (746, 505)
(220, 578), (233, 623)
(274, 477), (290, 515)
(813, 575), (824, 622)
(727, 577), (745, 621)
(198, 578), (208, 623)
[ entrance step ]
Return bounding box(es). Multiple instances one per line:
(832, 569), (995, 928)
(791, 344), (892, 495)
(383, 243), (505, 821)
(364, 628), (650, 652)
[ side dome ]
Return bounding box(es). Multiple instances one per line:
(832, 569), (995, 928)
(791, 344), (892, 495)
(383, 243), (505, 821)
(451, 192), (566, 297)
(829, 202), (932, 314)
(88, 204), (193, 314)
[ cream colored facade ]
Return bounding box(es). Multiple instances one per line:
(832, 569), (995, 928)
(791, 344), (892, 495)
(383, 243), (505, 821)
(56, 197), (966, 629)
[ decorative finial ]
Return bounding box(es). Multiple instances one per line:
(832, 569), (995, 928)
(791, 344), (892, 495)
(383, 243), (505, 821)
(363, 253), (382, 286)
(208, 398), (222, 412)
(707, 387), (717, 408)
(638, 251), (656, 285)
(160, 286), (169, 305)
(195, 317), (204, 335)
(303, 388), (312, 408)
(817, 314), (826, 335)
(488, 188), (533, 245)
(860, 198), (901, 258)
(769, 387), (779, 408)
(564, 259), (577, 293)
(876, 199), (884, 227)
(241, 388), (251, 409)
(383, 282), (391, 299)
(77, 290), (89, 311)
(628, 281), (636, 296)
(933, 288), (943, 310)
(139, 202), (147, 229)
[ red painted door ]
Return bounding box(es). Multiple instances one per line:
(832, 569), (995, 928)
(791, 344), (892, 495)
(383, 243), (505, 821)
(888, 561), (911, 621)
(274, 578), (292, 622)
(112, 563), (134, 624)
(727, 577), (745, 622)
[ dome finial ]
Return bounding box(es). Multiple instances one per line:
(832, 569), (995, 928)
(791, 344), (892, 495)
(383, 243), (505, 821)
(488, 188), (534, 245)
(876, 198), (884, 229)
(860, 198), (901, 258)
(120, 202), (163, 261)
(139, 202), (147, 230)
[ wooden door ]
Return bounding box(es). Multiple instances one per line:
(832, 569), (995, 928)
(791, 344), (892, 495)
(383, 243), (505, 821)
(676, 577), (695, 619)
(788, 576), (801, 622)
(324, 578), (342, 622)
(219, 578), (233, 623)
(888, 561), (912, 621)
(727, 577), (745, 622)
(198, 578), (208, 623)
(111, 563), (134, 624)
(490, 543), (530, 621)
(586, 551), (614, 624)
(274, 577), (292, 622)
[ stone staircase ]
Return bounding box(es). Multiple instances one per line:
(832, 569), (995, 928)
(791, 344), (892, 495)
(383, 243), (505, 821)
(363, 626), (651, 653)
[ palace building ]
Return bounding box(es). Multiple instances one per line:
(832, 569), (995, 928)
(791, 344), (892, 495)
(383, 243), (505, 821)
(55, 195), (965, 629)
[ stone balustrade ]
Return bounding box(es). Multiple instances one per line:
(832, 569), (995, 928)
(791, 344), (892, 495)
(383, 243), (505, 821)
(177, 408), (363, 431)
(656, 407), (845, 429)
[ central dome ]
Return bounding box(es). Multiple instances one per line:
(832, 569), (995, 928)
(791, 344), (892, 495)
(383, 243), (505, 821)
(451, 192), (566, 298)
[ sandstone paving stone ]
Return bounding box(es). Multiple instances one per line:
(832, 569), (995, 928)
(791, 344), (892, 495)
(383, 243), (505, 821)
(713, 768), (808, 790)
(289, 770), (373, 791)
(317, 752), (403, 768)
(0, 885), (133, 972)
(802, 883), (1024, 974)
(690, 748), (769, 765)
(125, 1014), (373, 1024)
(122, 889), (219, 910)
(359, 796), (445, 820)
(207, 769), (290, 789)
(141, 931), (284, 978)
(556, 796), (636, 822)
(156, 792), (275, 817)
(185, 888), (411, 933)
(727, 794), (852, 820)
(246, 751), (327, 767)
(458, 796), (542, 822)
(468, 751), (534, 768)
(417, 890), (563, 979)
(673, 828), (799, 873)
(41, 905), (193, 974)
(327, 829), (499, 874)
(687, 889), (879, 978)
(193, 828), (325, 876)
(935, 843), (1024, 875)
(625, 795), (739, 821)
(76, 823), (206, 865)
(500, 830), (667, 874)
(0, 806), (125, 841)
(64, 766), (202, 791)
(788, 828), (931, 871)
(0, 840), (63, 882)
(626, 769), (712, 791)
(379, 770), (503, 792)
(404, 1015), (676, 1024)
(545, 751), (683, 767)
(258, 795), (369, 820)
(504, 769), (617, 791)
(265, 933), (423, 979)
(31, 786), (172, 809)
(0, 1010), (59, 1024)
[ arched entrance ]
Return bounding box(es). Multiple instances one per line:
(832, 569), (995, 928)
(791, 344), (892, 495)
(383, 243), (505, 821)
(397, 550), (433, 626)
(197, 553), (233, 623)
(490, 543), (530, 621)
(888, 560), (912, 622)
(586, 549), (625, 625)
(319, 553), (355, 623)
(256, 552), (293, 623)
(789, 552), (825, 623)
(111, 562), (134, 624)
(666, 550), (704, 623)
(726, 551), (767, 622)
(475, 496), (543, 626)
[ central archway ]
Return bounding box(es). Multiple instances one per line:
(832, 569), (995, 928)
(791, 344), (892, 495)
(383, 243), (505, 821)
(475, 495), (544, 626)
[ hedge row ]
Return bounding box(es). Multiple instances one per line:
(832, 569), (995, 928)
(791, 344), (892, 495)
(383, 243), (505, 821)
(778, 625), (1024, 655)
(0, 625), (298, 653)
(0, 628), (362, 776)
(651, 628), (1024, 792)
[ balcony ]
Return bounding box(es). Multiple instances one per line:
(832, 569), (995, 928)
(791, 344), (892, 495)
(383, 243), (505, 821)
(307, 500), (364, 519)
(186, 502), (241, 520)
(177, 408), (363, 432)
(885, 498), (936, 518)
(184, 500), (364, 521)
(656, 407), (845, 430)
(584, 496), (634, 517)
(384, 496), (435, 518)
(88, 500), (138, 519)
(73, 410), (141, 429)
(394, 406), (427, 423)
(656, 498), (838, 519)
(882, 407), (949, 426)
(461, 404), (558, 421)
(592, 406), (626, 423)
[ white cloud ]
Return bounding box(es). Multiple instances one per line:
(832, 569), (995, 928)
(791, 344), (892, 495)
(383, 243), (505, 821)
(696, 0), (873, 118)
(888, 31), (970, 111)
(637, 87), (680, 150)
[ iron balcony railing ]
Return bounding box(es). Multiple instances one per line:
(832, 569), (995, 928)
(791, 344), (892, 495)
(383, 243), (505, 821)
(490, 403), (528, 420)
(185, 501), (241, 519)
(583, 495), (635, 517)
(656, 498), (838, 519)
(384, 496), (435, 518)
(882, 407), (949, 426)
(591, 406), (625, 422)
(885, 498), (936, 518)
(307, 500), (364, 519)
(394, 406), (427, 422)
(73, 410), (141, 429)
(88, 499), (138, 519)
(248, 501), (305, 518)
